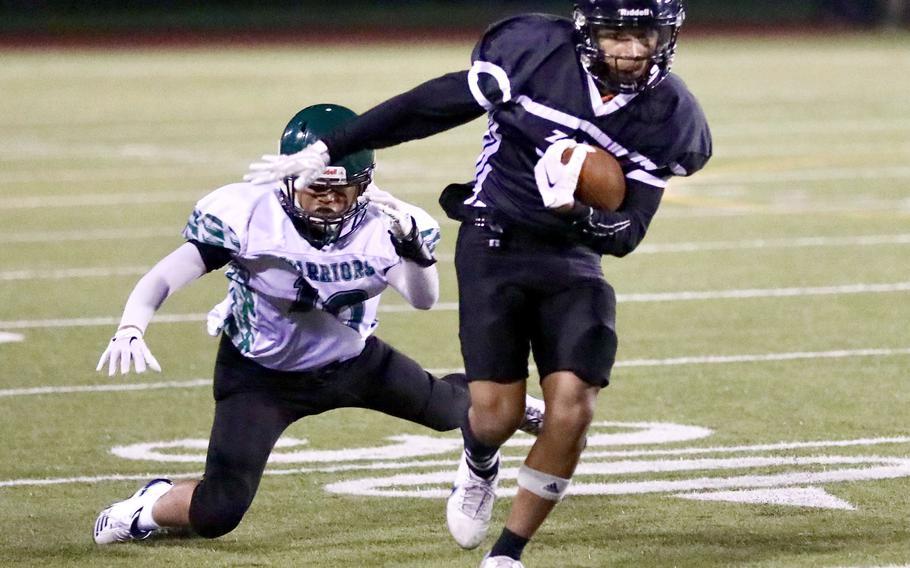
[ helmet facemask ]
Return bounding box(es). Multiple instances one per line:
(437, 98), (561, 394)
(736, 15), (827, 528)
(574, 5), (683, 95)
(279, 164), (373, 248)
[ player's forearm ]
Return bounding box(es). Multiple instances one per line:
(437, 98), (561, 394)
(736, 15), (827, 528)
(323, 71), (484, 159)
(118, 243), (208, 332)
(387, 262), (439, 311)
(567, 183), (663, 257)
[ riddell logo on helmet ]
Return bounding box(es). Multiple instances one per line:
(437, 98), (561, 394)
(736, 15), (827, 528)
(618, 8), (653, 16)
(320, 166), (347, 181)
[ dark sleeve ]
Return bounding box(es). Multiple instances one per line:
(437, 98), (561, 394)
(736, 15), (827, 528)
(564, 179), (663, 257)
(188, 240), (233, 272)
(323, 71), (485, 159)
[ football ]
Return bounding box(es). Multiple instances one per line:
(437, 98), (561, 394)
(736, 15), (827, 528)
(562, 146), (626, 211)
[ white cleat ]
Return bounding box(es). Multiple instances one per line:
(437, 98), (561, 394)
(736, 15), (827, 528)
(480, 554), (526, 568)
(93, 478), (173, 544)
(517, 394), (544, 436)
(446, 450), (499, 549)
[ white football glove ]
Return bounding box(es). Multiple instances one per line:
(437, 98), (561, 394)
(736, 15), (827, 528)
(96, 327), (162, 377)
(361, 185), (415, 237)
(533, 139), (595, 209)
(243, 140), (330, 187)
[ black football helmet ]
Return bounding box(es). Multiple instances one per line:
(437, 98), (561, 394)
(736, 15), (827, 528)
(277, 104), (374, 247)
(574, 0), (685, 94)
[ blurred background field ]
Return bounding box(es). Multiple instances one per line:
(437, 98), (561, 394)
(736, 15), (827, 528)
(0, 2), (909, 567)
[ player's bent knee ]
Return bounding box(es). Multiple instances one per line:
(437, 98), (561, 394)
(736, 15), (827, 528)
(546, 398), (595, 436)
(517, 464), (571, 502)
(471, 404), (525, 441)
(188, 476), (255, 539)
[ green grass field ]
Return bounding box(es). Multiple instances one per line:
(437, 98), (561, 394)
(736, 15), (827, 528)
(1, 33), (909, 567)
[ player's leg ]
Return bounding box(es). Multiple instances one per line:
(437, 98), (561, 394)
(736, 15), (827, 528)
(448, 221), (536, 549)
(497, 371), (598, 543)
(336, 335), (468, 430)
(92, 388), (293, 543)
(186, 337), (300, 538)
(486, 281), (616, 563)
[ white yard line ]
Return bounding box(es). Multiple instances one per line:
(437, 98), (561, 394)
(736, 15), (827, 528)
(0, 379), (213, 398)
(0, 266), (150, 281)
(2, 164), (910, 208)
(619, 348), (910, 368)
(635, 234), (910, 253)
(2, 234), (909, 280)
(0, 191), (202, 209)
(2, 347), (909, 401)
(2, 430), (910, 489)
(0, 227), (178, 244)
(619, 282), (910, 302)
(1, 281), (908, 330)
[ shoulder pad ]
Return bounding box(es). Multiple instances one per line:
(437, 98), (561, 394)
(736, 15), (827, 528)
(469, 14), (574, 109)
(631, 74), (713, 177)
(182, 182), (271, 253)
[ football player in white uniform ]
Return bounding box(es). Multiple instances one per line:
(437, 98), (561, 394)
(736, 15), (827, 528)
(92, 104), (545, 545)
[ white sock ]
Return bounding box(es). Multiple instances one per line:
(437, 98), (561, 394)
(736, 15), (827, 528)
(136, 502), (161, 532)
(135, 482), (172, 531)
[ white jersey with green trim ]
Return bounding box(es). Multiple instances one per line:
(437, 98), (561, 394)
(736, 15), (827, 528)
(182, 181), (440, 372)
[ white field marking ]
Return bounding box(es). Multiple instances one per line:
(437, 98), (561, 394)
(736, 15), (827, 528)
(2, 427), (909, 493)
(111, 422), (715, 464)
(0, 191), (202, 209)
(0, 169), (226, 185)
(712, 117), (910, 137)
(635, 234), (910, 254)
(324, 454), (910, 499)
(618, 348), (910, 368)
(0, 369), (467, 399)
(0, 332), (24, 344)
(0, 266), (149, 281)
(680, 165), (910, 187)
(3, 278), (910, 329)
(3, 164), (908, 210)
(0, 227), (178, 244)
(114, 431), (910, 468)
(0, 379), (212, 398)
(676, 487), (855, 510)
(7, 228), (910, 270)
(3, 347), (908, 400)
(618, 281), (910, 302)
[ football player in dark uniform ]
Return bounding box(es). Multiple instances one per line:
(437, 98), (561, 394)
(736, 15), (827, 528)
(246, 2), (711, 566)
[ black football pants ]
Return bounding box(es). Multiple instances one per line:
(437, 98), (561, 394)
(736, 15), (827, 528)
(188, 334), (467, 538)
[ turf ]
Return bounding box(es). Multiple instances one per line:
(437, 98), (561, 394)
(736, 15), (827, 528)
(1, 34), (909, 567)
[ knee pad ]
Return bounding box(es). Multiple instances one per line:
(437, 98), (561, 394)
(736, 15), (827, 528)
(517, 464), (571, 502)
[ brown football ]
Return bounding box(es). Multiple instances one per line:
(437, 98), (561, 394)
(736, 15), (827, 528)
(562, 146), (626, 211)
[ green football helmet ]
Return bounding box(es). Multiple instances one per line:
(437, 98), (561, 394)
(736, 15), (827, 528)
(277, 104), (375, 247)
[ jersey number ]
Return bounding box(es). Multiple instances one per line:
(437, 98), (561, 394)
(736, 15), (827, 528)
(291, 277), (368, 330)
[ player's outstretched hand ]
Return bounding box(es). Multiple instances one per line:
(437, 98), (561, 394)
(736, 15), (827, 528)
(534, 139), (594, 209)
(243, 141), (330, 188)
(362, 186), (436, 267)
(362, 186), (413, 237)
(96, 327), (162, 377)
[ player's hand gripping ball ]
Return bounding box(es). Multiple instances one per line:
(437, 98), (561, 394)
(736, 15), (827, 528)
(561, 146), (626, 211)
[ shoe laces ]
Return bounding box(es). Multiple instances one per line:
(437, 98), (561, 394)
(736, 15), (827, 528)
(458, 476), (496, 518)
